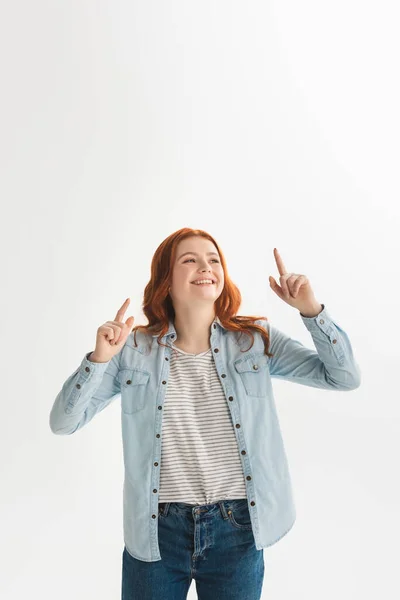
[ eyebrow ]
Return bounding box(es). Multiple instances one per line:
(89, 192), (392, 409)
(177, 251), (220, 260)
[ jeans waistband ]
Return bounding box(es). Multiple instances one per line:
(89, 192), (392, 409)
(158, 498), (248, 517)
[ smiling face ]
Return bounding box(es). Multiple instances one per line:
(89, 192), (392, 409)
(169, 236), (225, 307)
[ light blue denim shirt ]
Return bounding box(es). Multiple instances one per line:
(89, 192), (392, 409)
(49, 304), (361, 561)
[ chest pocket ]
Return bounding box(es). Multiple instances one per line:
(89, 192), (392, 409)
(234, 352), (269, 397)
(118, 368), (150, 414)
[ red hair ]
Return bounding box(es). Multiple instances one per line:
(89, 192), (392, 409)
(131, 227), (274, 357)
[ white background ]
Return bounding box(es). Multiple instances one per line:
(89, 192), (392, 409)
(1, 1), (399, 598)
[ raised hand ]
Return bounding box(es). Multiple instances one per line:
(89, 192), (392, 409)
(90, 298), (135, 363)
(268, 248), (322, 316)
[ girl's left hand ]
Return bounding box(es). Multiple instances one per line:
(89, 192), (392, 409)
(268, 248), (322, 315)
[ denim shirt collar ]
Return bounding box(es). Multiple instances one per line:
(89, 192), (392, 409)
(156, 315), (226, 338)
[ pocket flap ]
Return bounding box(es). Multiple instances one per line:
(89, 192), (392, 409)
(234, 352), (269, 374)
(118, 368), (150, 388)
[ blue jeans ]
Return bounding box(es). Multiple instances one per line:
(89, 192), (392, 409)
(122, 499), (265, 599)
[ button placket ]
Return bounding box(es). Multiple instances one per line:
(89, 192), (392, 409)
(212, 341), (254, 508)
(152, 339), (173, 519)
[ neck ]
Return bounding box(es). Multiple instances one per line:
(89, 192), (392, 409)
(172, 309), (216, 351)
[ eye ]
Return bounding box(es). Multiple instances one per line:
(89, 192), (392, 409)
(184, 258), (220, 263)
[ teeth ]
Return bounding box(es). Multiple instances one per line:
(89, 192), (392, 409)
(193, 280), (214, 285)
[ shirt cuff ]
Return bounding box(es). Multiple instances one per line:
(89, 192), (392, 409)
(81, 351), (111, 375)
(299, 303), (331, 332)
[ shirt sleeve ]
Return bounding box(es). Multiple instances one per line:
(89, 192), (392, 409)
(263, 304), (361, 390)
(49, 351), (121, 435)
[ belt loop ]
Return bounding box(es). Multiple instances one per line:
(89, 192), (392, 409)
(219, 500), (229, 519)
(159, 502), (170, 516)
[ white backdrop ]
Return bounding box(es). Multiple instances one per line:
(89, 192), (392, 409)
(1, 1), (399, 598)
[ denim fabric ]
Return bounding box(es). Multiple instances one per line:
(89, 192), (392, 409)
(122, 499), (265, 600)
(50, 305), (361, 562)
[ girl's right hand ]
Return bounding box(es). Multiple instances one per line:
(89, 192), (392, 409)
(91, 298), (135, 362)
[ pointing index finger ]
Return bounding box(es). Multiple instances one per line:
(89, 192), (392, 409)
(274, 248), (288, 276)
(115, 298), (130, 322)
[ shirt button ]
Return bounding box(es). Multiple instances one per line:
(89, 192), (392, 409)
(253, 364), (258, 370)
(85, 367), (90, 372)
(332, 339), (337, 344)
(214, 348), (219, 353)
(76, 384), (81, 389)
(319, 319), (325, 324)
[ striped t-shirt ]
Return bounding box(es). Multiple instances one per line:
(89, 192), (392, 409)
(158, 342), (248, 505)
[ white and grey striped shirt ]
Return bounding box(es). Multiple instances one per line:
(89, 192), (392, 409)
(158, 343), (247, 505)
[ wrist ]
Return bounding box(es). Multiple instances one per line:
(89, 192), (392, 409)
(300, 303), (323, 318)
(88, 352), (109, 363)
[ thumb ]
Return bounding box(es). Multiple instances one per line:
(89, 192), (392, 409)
(126, 316), (135, 331)
(269, 276), (284, 300)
